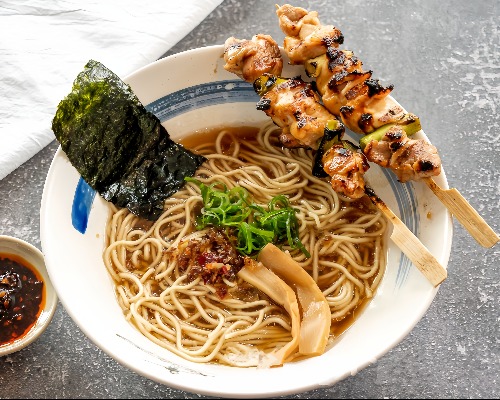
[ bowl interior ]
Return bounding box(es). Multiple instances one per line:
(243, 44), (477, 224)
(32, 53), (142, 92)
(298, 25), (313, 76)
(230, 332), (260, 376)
(0, 235), (58, 356)
(40, 45), (452, 398)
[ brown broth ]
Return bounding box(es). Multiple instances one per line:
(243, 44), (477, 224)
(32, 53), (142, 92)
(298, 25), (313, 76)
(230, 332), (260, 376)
(179, 125), (260, 150)
(330, 296), (373, 337)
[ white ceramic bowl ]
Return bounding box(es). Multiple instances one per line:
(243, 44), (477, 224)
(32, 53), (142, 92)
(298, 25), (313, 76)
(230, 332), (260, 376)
(40, 45), (453, 398)
(0, 235), (58, 356)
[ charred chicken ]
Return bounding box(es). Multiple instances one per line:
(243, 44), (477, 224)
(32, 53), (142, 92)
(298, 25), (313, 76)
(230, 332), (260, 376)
(223, 35), (370, 199)
(275, 4), (442, 182)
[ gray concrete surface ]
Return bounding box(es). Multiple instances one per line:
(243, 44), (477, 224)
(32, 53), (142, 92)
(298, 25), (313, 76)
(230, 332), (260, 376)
(1, 0), (498, 398)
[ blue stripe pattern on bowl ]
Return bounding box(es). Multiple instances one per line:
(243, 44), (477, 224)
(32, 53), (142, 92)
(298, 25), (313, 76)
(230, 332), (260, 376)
(145, 80), (258, 122)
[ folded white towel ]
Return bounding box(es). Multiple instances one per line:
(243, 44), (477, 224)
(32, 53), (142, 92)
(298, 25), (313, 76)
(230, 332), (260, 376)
(0, 0), (222, 180)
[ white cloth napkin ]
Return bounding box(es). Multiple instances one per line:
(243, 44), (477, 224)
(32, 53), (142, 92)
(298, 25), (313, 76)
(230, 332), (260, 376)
(0, 0), (222, 180)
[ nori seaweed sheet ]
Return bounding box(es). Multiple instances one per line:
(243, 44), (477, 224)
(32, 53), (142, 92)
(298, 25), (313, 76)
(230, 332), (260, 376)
(52, 60), (206, 221)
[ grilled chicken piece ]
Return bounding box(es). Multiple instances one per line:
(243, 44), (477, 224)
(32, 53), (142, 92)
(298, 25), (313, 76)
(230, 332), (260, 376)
(307, 50), (406, 134)
(322, 143), (369, 199)
(276, 4), (343, 64)
(363, 126), (441, 182)
(223, 35), (327, 150)
(223, 34), (283, 83)
(276, 5), (404, 135)
(256, 75), (333, 149)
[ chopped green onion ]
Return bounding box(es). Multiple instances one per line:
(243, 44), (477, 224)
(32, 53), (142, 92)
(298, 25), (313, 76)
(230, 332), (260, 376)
(185, 178), (310, 258)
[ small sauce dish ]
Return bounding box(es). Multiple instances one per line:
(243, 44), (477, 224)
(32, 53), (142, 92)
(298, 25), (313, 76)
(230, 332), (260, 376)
(0, 235), (57, 356)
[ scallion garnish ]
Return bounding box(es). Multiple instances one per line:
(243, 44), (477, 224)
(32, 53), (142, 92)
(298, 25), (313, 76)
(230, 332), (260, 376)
(185, 178), (310, 258)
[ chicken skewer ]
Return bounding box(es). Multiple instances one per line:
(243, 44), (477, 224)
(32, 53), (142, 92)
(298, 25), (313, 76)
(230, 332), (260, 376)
(223, 35), (447, 286)
(224, 34), (369, 198)
(276, 4), (441, 180)
(225, 35), (371, 196)
(276, 4), (499, 248)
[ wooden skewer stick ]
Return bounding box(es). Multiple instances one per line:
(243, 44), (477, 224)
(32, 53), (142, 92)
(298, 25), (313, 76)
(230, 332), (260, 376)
(365, 186), (447, 287)
(423, 178), (499, 248)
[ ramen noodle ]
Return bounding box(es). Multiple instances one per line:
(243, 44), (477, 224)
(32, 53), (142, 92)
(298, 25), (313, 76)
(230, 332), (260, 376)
(103, 121), (387, 367)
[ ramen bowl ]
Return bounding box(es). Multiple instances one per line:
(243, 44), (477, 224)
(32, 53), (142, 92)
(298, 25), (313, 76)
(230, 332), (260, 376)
(40, 45), (453, 398)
